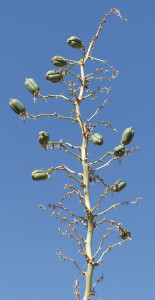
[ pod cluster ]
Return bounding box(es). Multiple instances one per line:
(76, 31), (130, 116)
(51, 56), (67, 67)
(67, 36), (83, 49)
(91, 133), (103, 146)
(39, 131), (49, 150)
(25, 78), (40, 95)
(9, 98), (26, 115)
(119, 228), (131, 240)
(31, 170), (49, 181)
(45, 70), (63, 83)
(113, 127), (134, 158)
(114, 179), (126, 192)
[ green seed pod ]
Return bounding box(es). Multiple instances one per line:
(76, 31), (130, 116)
(114, 179), (126, 192)
(45, 70), (63, 83)
(91, 133), (103, 146)
(31, 170), (49, 181)
(39, 131), (49, 150)
(121, 127), (134, 145)
(119, 228), (131, 240)
(9, 98), (26, 115)
(67, 36), (83, 49)
(51, 56), (67, 67)
(113, 145), (125, 157)
(25, 78), (40, 95)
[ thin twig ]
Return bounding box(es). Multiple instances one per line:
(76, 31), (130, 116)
(74, 280), (81, 300)
(38, 93), (73, 102)
(46, 165), (83, 185)
(94, 197), (142, 218)
(88, 152), (113, 167)
(84, 8), (127, 62)
(48, 141), (81, 160)
(87, 99), (110, 123)
(26, 112), (77, 122)
(56, 249), (86, 276)
(39, 203), (85, 221)
(94, 157), (117, 171)
(93, 228), (112, 259)
(92, 188), (109, 212)
(96, 239), (128, 265)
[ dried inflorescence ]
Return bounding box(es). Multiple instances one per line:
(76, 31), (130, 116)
(9, 8), (140, 300)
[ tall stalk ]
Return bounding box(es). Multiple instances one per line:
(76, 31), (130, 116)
(75, 63), (94, 300)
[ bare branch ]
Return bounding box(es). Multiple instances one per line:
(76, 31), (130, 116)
(125, 146), (140, 156)
(95, 218), (121, 227)
(83, 86), (112, 101)
(84, 8), (127, 62)
(39, 203), (86, 223)
(38, 93), (73, 102)
(86, 68), (108, 77)
(88, 152), (113, 167)
(93, 228), (112, 259)
(64, 184), (85, 200)
(47, 165), (83, 185)
(26, 112), (77, 122)
(63, 185), (89, 212)
(86, 100), (110, 123)
(92, 274), (104, 289)
(89, 56), (119, 79)
(59, 227), (86, 257)
(96, 239), (129, 265)
(95, 197), (142, 218)
(74, 280), (81, 300)
(87, 76), (113, 82)
(93, 157), (118, 171)
(63, 142), (81, 150)
(90, 120), (117, 131)
(56, 249), (86, 276)
(48, 141), (82, 160)
(92, 188), (109, 212)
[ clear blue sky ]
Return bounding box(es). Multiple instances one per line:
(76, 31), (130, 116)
(0, 1), (154, 299)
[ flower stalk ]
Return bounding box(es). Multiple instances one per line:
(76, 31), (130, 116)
(75, 62), (94, 300)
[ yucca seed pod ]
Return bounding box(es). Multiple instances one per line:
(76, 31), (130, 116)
(9, 98), (26, 115)
(121, 127), (134, 145)
(67, 36), (83, 49)
(31, 170), (49, 181)
(113, 144), (125, 157)
(91, 133), (103, 146)
(119, 228), (131, 240)
(45, 70), (63, 83)
(114, 179), (126, 192)
(51, 56), (67, 67)
(25, 78), (40, 95)
(39, 131), (49, 150)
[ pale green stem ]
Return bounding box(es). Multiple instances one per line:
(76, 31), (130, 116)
(67, 70), (82, 81)
(76, 63), (94, 300)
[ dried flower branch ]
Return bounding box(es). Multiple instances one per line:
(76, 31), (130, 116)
(84, 8), (127, 62)
(47, 165), (83, 185)
(74, 280), (81, 300)
(38, 93), (73, 102)
(93, 157), (118, 171)
(48, 141), (82, 160)
(88, 152), (113, 167)
(93, 228), (112, 259)
(96, 239), (129, 265)
(56, 249), (86, 276)
(95, 197), (142, 218)
(9, 8), (140, 300)
(26, 112), (77, 122)
(86, 99), (110, 123)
